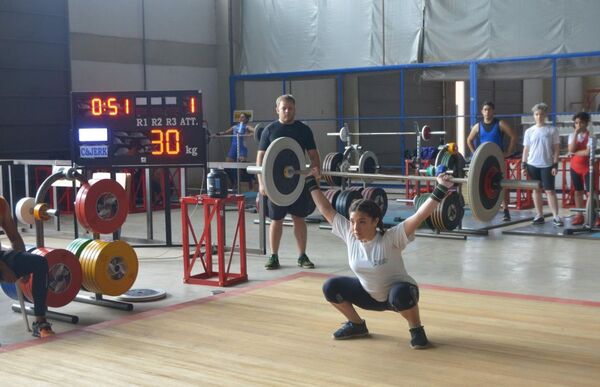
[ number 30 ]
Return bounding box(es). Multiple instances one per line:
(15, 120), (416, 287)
(151, 129), (180, 155)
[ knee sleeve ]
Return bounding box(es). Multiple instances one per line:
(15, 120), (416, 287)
(389, 283), (419, 312)
(322, 278), (345, 304)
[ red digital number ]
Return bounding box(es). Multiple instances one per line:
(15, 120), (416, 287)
(91, 98), (102, 116)
(151, 129), (181, 155)
(107, 97), (118, 116)
(89, 97), (130, 116)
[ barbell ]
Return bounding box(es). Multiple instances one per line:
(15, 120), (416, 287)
(247, 137), (542, 222)
(329, 124), (446, 143)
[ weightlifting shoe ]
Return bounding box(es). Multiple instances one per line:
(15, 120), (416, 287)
(297, 254), (315, 269)
(409, 326), (430, 349)
(531, 216), (545, 225)
(32, 321), (55, 338)
(502, 209), (511, 222)
(333, 320), (369, 340)
(264, 254), (280, 270)
(571, 213), (584, 226)
(553, 216), (564, 227)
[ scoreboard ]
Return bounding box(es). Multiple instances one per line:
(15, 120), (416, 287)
(71, 90), (206, 167)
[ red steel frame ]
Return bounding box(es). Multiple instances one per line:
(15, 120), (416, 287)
(404, 159), (433, 200)
(181, 194), (247, 287)
(505, 159), (533, 210)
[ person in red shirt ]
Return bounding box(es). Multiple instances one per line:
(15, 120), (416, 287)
(567, 112), (599, 226)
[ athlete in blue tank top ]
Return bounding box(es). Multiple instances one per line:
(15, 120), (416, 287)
(467, 101), (517, 221)
(477, 118), (503, 148)
(218, 112), (256, 162)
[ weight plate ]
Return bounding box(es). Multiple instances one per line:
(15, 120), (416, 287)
(254, 123), (265, 143)
(66, 237), (94, 258)
(335, 189), (364, 218)
(432, 191), (464, 231)
(362, 187), (388, 218)
(79, 240), (102, 292)
(15, 197), (35, 225)
(421, 125), (431, 141)
(75, 179), (129, 234)
(324, 189), (341, 208)
(467, 142), (505, 222)
(262, 137), (306, 207)
(329, 153), (345, 186)
(117, 288), (167, 302)
(339, 125), (350, 142)
(20, 248), (83, 308)
(358, 151), (379, 183)
(413, 194), (435, 230)
(84, 240), (139, 296)
(1, 282), (18, 300)
(343, 146), (360, 165)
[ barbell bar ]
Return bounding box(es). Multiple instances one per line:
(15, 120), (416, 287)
(248, 137), (542, 222)
(328, 125), (446, 142)
(280, 165), (538, 191)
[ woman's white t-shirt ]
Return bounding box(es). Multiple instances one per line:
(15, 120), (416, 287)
(331, 213), (416, 302)
(523, 125), (560, 167)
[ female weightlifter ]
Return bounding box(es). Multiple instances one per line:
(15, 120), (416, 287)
(304, 171), (453, 349)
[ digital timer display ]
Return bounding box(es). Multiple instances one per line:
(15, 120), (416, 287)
(71, 90), (205, 167)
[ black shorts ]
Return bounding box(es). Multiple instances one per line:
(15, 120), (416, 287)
(570, 168), (595, 192)
(267, 185), (314, 220)
(526, 165), (555, 191)
(322, 276), (420, 312)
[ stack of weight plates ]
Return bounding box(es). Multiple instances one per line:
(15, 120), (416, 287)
(322, 152), (345, 186)
(67, 238), (138, 296)
(335, 189), (363, 218)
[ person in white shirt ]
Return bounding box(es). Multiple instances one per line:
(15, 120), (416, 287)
(304, 171), (453, 349)
(521, 103), (562, 226)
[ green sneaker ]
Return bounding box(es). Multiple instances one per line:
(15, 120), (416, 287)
(297, 254), (315, 269)
(265, 254), (280, 270)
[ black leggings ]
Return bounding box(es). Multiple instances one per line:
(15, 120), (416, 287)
(1, 251), (49, 316)
(322, 276), (419, 312)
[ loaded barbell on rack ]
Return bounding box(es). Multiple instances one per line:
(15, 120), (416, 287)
(247, 137), (542, 222)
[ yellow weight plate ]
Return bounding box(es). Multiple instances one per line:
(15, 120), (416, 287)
(91, 240), (138, 296)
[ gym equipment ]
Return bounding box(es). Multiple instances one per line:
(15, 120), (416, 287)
(75, 178), (129, 234)
(322, 145), (379, 187)
(413, 191), (465, 231)
(247, 137), (541, 222)
(117, 288), (167, 302)
(15, 197), (35, 225)
(330, 124), (445, 142)
(361, 187), (388, 217)
(73, 240), (139, 296)
(19, 248), (83, 308)
(254, 123), (265, 143)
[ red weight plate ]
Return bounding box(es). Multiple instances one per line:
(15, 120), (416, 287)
(421, 125), (431, 141)
(75, 179), (129, 234)
(19, 248), (83, 308)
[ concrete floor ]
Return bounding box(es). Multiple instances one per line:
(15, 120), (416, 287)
(1, 198), (600, 347)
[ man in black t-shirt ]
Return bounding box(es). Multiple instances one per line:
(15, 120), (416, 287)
(256, 94), (321, 270)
